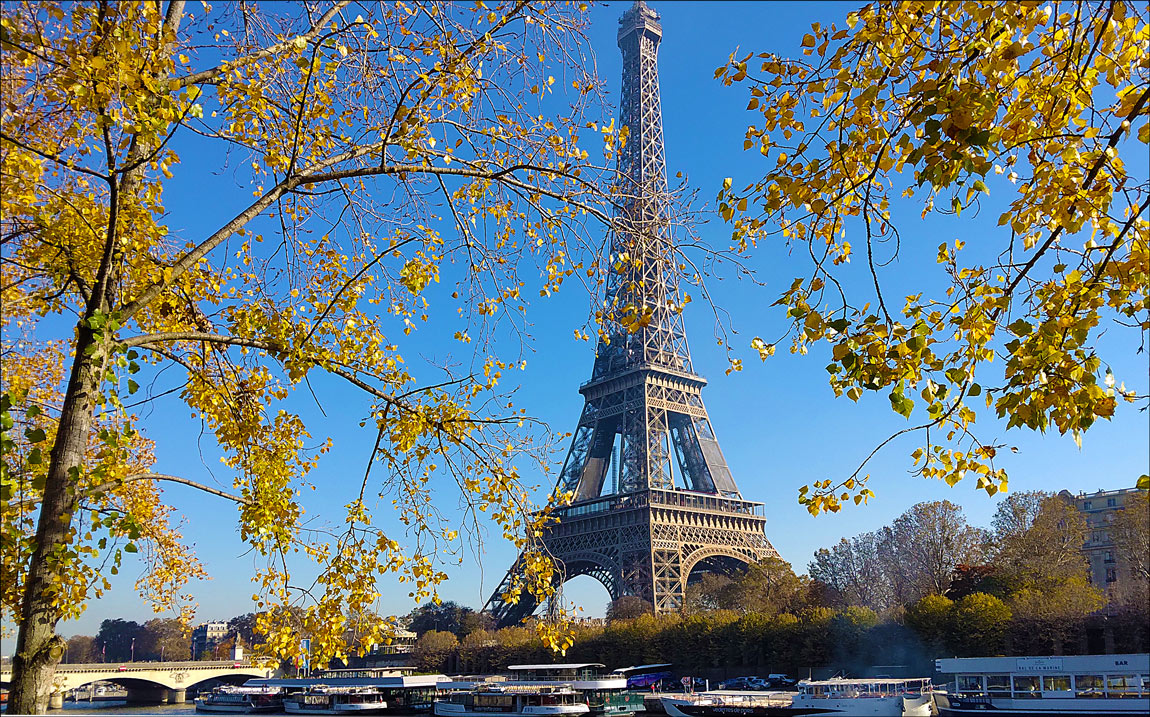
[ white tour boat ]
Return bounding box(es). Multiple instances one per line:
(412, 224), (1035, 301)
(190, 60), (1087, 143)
(434, 684), (591, 717)
(663, 678), (930, 717)
(934, 653), (1149, 716)
(284, 685), (390, 714)
(504, 663), (645, 716)
(194, 685), (285, 714)
(790, 678), (933, 715)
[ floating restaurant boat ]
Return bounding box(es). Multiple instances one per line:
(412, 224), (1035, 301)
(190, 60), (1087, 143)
(434, 684), (591, 717)
(194, 685), (285, 714)
(663, 677), (932, 717)
(934, 653), (1149, 716)
(504, 663), (645, 716)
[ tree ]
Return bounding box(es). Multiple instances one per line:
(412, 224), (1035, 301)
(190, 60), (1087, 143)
(903, 594), (953, 656)
(1, 1), (624, 710)
(227, 613), (262, 649)
(719, 558), (807, 615)
(64, 635), (96, 664)
(1111, 490), (1150, 583)
(991, 491), (1089, 590)
(140, 618), (189, 662)
(94, 619), (148, 663)
(715, 1), (1147, 514)
(407, 601), (471, 638)
(1009, 576), (1103, 654)
(809, 531), (893, 612)
(882, 501), (987, 600)
(411, 630), (457, 673)
(950, 592), (1010, 656)
(606, 596), (653, 622)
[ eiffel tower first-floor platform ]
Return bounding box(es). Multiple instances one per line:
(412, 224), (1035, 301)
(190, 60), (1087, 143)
(485, 488), (778, 627)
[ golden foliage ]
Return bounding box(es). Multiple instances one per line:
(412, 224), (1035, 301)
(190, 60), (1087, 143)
(1, 1), (621, 693)
(716, 1), (1148, 513)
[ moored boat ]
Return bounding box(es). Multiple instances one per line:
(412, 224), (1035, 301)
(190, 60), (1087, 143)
(505, 663), (645, 716)
(662, 678), (932, 717)
(194, 685), (284, 714)
(934, 653), (1149, 716)
(284, 685), (390, 714)
(661, 690), (801, 717)
(790, 678), (932, 715)
(252, 674), (447, 714)
(434, 684), (591, 717)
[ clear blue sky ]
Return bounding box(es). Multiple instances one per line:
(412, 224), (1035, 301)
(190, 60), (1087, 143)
(7, 1), (1145, 645)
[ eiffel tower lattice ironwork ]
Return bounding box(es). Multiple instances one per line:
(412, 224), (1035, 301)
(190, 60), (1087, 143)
(484, 0), (778, 628)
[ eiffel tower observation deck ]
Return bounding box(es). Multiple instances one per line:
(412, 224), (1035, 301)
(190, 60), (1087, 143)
(484, 1), (778, 627)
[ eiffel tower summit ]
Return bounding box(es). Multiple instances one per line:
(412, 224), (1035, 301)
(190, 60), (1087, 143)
(485, 0), (778, 627)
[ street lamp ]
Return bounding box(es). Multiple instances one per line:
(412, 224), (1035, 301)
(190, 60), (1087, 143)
(160, 645), (166, 662)
(130, 637), (135, 663)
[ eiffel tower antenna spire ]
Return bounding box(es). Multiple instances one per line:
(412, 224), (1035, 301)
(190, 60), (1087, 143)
(485, 1), (777, 627)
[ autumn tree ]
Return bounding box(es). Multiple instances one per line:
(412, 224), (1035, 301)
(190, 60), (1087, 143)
(64, 635), (97, 664)
(716, 0), (1148, 513)
(809, 531), (893, 612)
(903, 593), (953, 656)
(949, 592), (1010, 656)
(139, 617), (190, 662)
(1009, 577), (1103, 654)
(605, 596), (653, 622)
(1111, 490), (1150, 583)
(880, 500), (987, 599)
(990, 490), (1089, 590)
(0, 0), (629, 711)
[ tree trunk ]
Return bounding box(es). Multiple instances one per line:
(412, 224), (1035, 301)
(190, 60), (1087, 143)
(8, 324), (103, 714)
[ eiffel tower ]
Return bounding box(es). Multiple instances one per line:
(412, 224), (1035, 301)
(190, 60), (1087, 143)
(485, 0), (778, 627)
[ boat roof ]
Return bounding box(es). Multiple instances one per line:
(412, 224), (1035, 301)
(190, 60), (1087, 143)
(507, 664), (605, 670)
(935, 654), (1149, 675)
(248, 674), (449, 689)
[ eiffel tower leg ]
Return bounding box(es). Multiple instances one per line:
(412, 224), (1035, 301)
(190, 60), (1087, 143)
(652, 547), (684, 612)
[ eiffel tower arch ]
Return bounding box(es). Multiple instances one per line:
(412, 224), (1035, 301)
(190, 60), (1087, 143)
(485, 1), (778, 628)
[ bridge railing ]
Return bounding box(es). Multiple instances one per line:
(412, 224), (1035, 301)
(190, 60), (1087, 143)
(35, 660), (269, 674)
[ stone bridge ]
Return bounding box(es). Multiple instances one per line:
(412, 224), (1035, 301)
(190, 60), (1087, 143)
(0, 660), (276, 707)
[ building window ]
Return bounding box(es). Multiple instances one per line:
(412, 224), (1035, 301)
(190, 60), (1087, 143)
(1106, 567), (1117, 583)
(1105, 551), (1115, 563)
(1107, 497), (1117, 507)
(1083, 501), (1092, 509)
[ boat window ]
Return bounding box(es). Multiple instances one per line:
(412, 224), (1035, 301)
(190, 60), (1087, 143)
(957, 675), (983, 693)
(1042, 675), (1071, 692)
(986, 675), (1009, 698)
(1012, 675), (1040, 698)
(1107, 675), (1138, 698)
(1074, 675), (1104, 697)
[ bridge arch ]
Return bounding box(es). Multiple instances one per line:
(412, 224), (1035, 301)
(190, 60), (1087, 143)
(682, 547), (756, 584)
(0, 661), (274, 704)
(556, 552), (621, 598)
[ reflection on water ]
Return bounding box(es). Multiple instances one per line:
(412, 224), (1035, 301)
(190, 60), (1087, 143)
(48, 703), (196, 715)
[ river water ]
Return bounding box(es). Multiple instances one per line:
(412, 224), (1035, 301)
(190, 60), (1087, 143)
(47, 704), (194, 715)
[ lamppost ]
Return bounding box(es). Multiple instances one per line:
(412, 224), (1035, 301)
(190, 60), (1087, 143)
(160, 645), (166, 663)
(130, 637), (135, 663)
